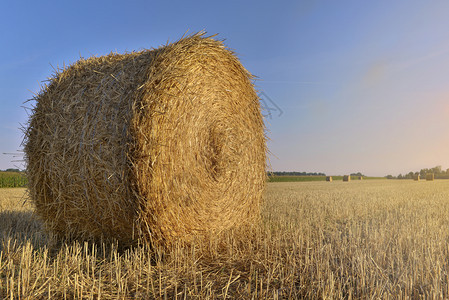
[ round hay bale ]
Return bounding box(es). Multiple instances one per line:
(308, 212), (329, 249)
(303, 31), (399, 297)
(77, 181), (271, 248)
(343, 175), (351, 182)
(24, 33), (266, 247)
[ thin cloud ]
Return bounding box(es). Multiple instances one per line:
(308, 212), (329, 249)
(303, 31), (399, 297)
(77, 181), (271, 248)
(0, 53), (43, 71)
(259, 80), (332, 85)
(397, 46), (449, 71)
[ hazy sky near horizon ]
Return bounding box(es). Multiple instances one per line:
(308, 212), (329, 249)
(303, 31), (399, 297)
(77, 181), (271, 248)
(1, 1), (449, 176)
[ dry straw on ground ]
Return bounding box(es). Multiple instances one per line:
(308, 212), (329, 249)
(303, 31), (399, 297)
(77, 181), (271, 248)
(24, 33), (266, 247)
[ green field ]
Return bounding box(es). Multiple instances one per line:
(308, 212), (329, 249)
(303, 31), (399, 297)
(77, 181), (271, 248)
(0, 172), (385, 187)
(0, 171), (28, 188)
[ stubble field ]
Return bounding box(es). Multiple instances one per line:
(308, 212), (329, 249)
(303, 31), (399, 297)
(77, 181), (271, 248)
(2, 180), (449, 298)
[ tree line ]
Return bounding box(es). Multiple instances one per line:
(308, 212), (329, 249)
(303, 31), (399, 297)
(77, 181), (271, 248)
(0, 168), (22, 172)
(386, 166), (449, 179)
(269, 171), (326, 176)
(269, 171), (366, 177)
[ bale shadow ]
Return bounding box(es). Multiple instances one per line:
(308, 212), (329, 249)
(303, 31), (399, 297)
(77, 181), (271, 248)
(0, 210), (49, 251)
(0, 209), (146, 257)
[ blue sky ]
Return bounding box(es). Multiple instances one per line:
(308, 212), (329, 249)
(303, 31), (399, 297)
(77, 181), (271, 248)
(1, 1), (449, 176)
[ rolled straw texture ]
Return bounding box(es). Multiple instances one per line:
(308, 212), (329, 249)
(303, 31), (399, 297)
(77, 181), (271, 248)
(24, 33), (266, 246)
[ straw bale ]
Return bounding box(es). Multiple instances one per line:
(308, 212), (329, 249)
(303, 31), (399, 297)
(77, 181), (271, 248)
(358, 176), (363, 180)
(413, 174), (420, 181)
(326, 176), (332, 182)
(24, 33), (266, 247)
(426, 173), (434, 181)
(343, 175), (351, 182)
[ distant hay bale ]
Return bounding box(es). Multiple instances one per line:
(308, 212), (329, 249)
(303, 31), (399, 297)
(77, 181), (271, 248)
(413, 174), (420, 181)
(343, 175), (351, 182)
(426, 173), (434, 181)
(358, 176), (363, 180)
(24, 33), (266, 247)
(326, 176), (332, 182)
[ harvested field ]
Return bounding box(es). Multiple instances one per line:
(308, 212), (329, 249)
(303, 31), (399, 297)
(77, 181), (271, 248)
(2, 180), (449, 298)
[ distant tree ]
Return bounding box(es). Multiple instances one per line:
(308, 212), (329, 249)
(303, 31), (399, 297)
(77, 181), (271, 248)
(432, 166), (442, 175)
(5, 168), (20, 172)
(398, 174), (403, 179)
(385, 175), (394, 179)
(419, 169), (428, 178)
(350, 172), (364, 177)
